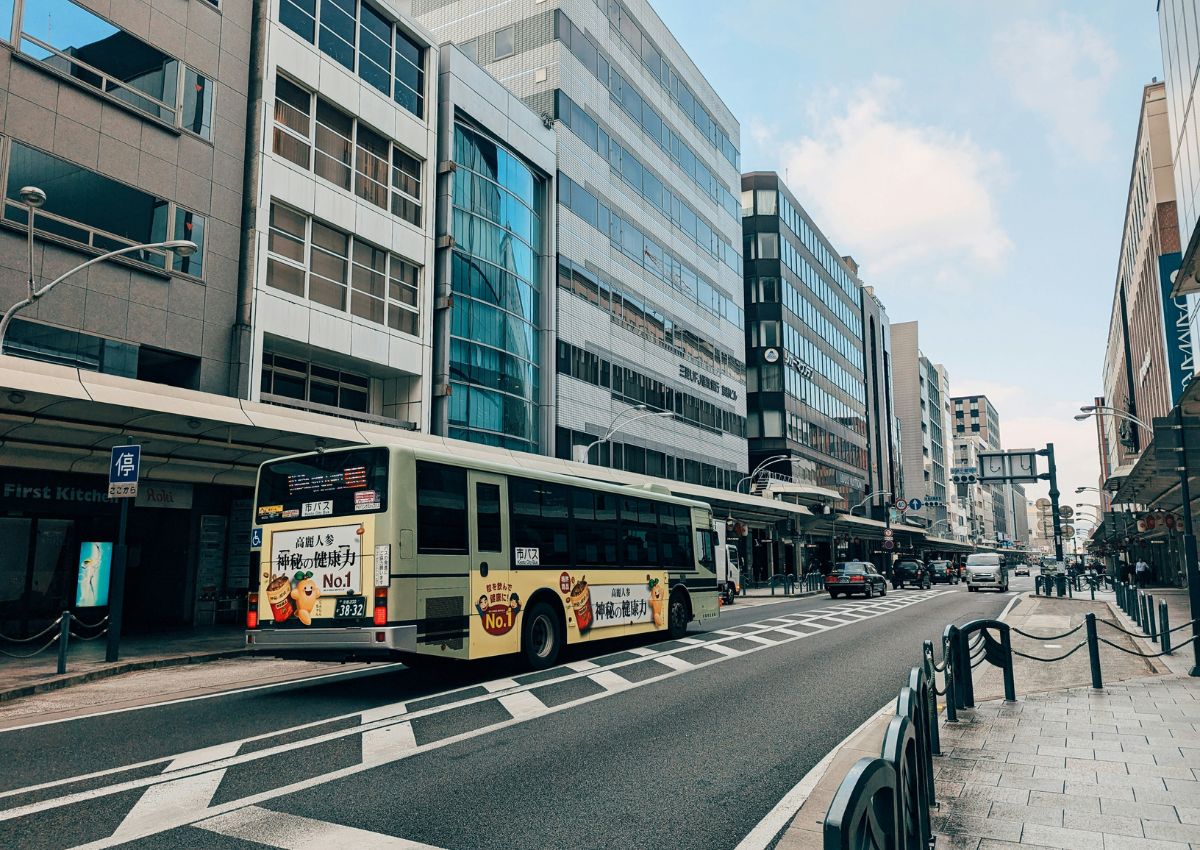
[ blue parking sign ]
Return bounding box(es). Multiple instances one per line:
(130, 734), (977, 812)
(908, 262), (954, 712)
(108, 445), (140, 498)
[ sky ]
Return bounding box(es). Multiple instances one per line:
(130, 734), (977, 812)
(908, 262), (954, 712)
(653, 0), (1165, 518)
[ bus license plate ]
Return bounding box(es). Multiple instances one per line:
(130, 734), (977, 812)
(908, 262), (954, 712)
(334, 596), (366, 619)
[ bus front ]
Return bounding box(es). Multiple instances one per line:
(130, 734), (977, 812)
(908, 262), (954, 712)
(246, 446), (401, 660)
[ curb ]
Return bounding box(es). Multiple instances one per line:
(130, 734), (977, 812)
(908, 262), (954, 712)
(0, 647), (252, 703)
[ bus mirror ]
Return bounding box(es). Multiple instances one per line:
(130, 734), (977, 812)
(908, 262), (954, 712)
(400, 529), (415, 560)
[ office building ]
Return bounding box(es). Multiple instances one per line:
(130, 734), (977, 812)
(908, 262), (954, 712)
(1099, 81), (1187, 476)
(415, 0), (749, 487)
(0, 0), (289, 634)
(952, 394), (1022, 544)
(248, 0), (439, 429)
(861, 284), (902, 517)
(741, 172), (869, 509)
(892, 322), (952, 530)
(431, 45), (556, 451)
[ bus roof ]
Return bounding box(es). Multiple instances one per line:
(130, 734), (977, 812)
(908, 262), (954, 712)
(261, 444), (712, 512)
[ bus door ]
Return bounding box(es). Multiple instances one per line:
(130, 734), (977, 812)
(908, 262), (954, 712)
(467, 471), (516, 658)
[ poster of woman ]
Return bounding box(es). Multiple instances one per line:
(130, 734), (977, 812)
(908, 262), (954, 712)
(75, 542), (113, 608)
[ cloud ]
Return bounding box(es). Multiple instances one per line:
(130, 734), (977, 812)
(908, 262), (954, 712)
(775, 77), (1011, 279)
(992, 14), (1119, 163)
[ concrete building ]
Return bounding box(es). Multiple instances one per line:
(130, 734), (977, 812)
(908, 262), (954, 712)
(414, 0), (749, 488)
(951, 394), (1010, 543)
(740, 172), (869, 511)
(0, 1), (258, 632)
(891, 321), (952, 531)
(1099, 81), (1187, 477)
(247, 0), (439, 430)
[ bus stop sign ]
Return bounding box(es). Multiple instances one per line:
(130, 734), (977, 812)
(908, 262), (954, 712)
(108, 445), (140, 498)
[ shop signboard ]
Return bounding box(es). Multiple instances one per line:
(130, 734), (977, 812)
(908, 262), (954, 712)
(75, 541), (112, 608)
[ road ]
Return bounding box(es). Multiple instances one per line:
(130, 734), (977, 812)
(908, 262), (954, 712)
(0, 579), (1020, 850)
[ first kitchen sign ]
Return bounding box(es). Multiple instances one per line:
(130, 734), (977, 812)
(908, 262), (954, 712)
(108, 445), (140, 498)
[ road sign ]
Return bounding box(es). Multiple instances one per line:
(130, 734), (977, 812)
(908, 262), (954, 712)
(884, 528), (894, 539)
(978, 450), (1040, 483)
(108, 445), (140, 498)
(1062, 525), (1075, 536)
(894, 498), (908, 511)
(1059, 505), (1074, 520)
(908, 498), (923, 512)
(1036, 497), (1051, 509)
(883, 539), (894, 550)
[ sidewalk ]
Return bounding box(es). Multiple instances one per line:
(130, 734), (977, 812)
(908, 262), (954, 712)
(0, 626), (249, 701)
(934, 593), (1200, 849)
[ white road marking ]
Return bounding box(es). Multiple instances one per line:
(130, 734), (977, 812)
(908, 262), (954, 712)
(6, 589), (957, 848)
(589, 670), (634, 692)
(737, 634), (778, 646)
(654, 654), (693, 672)
(497, 690), (548, 721)
(110, 770), (226, 842)
(360, 704), (406, 725)
(564, 659), (599, 672)
(361, 722), (417, 767)
(676, 636), (704, 645)
(628, 646), (657, 656)
(196, 805), (446, 850)
(481, 677), (519, 693)
(770, 627), (805, 638)
(704, 642), (743, 657)
(164, 742), (241, 772)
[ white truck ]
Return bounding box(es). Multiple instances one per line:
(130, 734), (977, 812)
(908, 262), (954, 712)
(714, 522), (742, 604)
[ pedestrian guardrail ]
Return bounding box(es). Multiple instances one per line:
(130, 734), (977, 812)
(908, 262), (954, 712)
(0, 611), (109, 674)
(741, 573), (823, 596)
(822, 586), (1194, 849)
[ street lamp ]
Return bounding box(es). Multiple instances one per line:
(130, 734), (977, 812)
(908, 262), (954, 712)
(850, 489), (892, 515)
(0, 186), (197, 346)
(577, 406), (672, 464)
(735, 454), (794, 493)
(1075, 406), (1151, 431)
(1075, 486), (1103, 494)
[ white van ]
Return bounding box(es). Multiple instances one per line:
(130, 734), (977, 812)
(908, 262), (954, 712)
(965, 553), (1009, 593)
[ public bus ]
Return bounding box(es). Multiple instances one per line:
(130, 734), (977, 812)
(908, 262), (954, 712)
(245, 445), (720, 669)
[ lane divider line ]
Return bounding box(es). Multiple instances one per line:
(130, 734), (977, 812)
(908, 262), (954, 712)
(196, 805), (446, 850)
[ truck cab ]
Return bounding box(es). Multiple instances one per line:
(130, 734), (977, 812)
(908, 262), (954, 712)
(714, 523), (741, 604)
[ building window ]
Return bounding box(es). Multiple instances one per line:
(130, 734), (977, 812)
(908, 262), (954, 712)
(3, 141), (204, 276)
(273, 76), (313, 168)
(494, 26), (514, 59)
(278, 0), (425, 119)
(261, 352), (371, 414)
(17, 0), (213, 139)
(265, 201), (421, 335)
(271, 75), (423, 228)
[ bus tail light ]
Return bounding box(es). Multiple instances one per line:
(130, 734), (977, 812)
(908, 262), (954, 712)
(373, 587), (388, 626)
(247, 593), (259, 629)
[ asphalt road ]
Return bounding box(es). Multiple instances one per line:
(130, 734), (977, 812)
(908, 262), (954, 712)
(0, 579), (1020, 850)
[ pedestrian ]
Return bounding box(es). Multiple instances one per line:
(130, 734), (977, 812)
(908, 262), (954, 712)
(1135, 557), (1150, 587)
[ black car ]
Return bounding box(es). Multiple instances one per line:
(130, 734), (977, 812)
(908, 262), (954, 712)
(826, 562), (888, 599)
(891, 559), (931, 590)
(928, 560), (959, 585)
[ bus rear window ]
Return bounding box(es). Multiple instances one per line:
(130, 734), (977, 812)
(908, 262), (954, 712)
(256, 448), (388, 523)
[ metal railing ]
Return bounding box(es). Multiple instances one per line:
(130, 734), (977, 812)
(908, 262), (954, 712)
(823, 590), (1192, 848)
(0, 611), (110, 674)
(740, 572), (825, 596)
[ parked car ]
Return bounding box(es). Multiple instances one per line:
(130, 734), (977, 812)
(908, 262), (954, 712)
(892, 559), (931, 590)
(826, 562), (888, 599)
(965, 553), (1009, 592)
(1014, 563), (1030, 576)
(927, 560), (959, 584)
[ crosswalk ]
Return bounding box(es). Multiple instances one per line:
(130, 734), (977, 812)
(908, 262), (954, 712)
(0, 589), (953, 850)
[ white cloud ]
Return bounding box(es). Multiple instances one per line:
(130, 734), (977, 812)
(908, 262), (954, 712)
(775, 77), (1011, 279)
(992, 14), (1119, 164)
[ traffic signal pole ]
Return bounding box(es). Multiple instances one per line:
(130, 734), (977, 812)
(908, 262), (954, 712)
(1040, 443), (1065, 563)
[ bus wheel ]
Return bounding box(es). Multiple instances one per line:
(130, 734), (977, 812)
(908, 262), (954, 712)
(521, 601), (562, 670)
(667, 591), (689, 639)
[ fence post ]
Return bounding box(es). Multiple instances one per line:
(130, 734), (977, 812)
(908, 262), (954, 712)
(1140, 592), (1150, 633)
(923, 640), (941, 755)
(999, 626), (1016, 702)
(1161, 600), (1173, 655)
(943, 627), (958, 723)
(56, 610), (70, 675)
(1068, 575), (1074, 598)
(1147, 594), (1157, 643)
(1090, 577), (1096, 601)
(1085, 612), (1103, 690)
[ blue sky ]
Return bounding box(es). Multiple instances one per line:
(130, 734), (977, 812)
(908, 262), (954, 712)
(654, 0), (1164, 510)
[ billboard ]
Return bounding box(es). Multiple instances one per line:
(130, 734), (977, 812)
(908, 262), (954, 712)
(75, 541), (113, 608)
(1159, 251), (1192, 406)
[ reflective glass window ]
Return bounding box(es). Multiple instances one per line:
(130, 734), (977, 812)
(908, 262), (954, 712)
(319, 0), (356, 68)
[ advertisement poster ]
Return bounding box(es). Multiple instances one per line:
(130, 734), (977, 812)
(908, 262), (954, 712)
(568, 576), (665, 633)
(75, 541), (112, 608)
(266, 524), (363, 625)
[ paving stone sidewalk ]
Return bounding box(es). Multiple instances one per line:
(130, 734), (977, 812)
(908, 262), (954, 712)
(935, 592), (1200, 849)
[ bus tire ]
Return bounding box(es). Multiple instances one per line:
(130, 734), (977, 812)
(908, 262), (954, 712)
(520, 601), (563, 670)
(667, 590), (690, 639)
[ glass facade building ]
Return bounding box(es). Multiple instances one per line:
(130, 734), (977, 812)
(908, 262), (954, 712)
(447, 123), (546, 451)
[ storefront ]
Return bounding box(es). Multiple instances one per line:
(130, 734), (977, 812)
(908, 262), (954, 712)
(0, 468), (253, 635)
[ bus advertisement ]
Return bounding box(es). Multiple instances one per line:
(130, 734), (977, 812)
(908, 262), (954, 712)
(246, 446), (720, 669)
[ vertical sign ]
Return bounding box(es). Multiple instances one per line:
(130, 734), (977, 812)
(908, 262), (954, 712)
(1159, 251), (1192, 406)
(108, 445), (140, 498)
